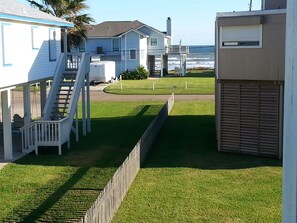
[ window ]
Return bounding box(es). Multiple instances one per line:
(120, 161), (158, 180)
(220, 25), (262, 48)
(129, 49), (136, 60)
(32, 26), (42, 49)
(79, 41), (85, 52)
(49, 29), (57, 61)
(1, 23), (13, 66)
(113, 38), (120, 51)
(150, 38), (158, 46)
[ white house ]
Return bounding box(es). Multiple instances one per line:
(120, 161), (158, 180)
(0, 0), (90, 160)
(81, 18), (185, 77)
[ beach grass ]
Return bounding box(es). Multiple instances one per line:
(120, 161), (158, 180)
(113, 101), (282, 223)
(0, 101), (163, 222)
(104, 69), (215, 95)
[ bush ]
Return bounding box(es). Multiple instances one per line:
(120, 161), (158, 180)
(135, 66), (149, 79)
(121, 66), (149, 80)
(121, 70), (135, 80)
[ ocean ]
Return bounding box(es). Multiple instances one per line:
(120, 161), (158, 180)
(156, 45), (215, 71)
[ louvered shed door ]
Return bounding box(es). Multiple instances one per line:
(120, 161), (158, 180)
(220, 82), (281, 157)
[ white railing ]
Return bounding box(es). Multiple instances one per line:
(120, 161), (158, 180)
(66, 53), (83, 70)
(42, 53), (66, 120)
(20, 117), (70, 155)
(67, 53), (90, 125)
(20, 122), (36, 154)
(166, 45), (189, 54)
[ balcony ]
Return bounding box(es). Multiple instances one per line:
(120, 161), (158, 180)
(165, 45), (189, 55)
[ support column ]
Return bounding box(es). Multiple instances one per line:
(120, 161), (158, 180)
(82, 83), (86, 136)
(23, 84), (31, 125)
(160, 55), (164, 77)
(86, 73), (91, 133)
(163, 55), (168, 76)
(1, 90), (13, 160)
(282, 0), (297, 221)
(40, 80), (47, 117)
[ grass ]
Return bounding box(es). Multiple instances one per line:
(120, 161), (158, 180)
(0, 101), (163, 222)
(113, 101), (282, 223)
(104, 70), (215, 95)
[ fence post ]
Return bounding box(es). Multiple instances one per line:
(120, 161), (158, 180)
(153, 82), (155, 90)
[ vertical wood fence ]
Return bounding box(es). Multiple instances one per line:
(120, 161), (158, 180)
(79, 93), (175, 223)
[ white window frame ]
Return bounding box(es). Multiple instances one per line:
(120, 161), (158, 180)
(112, 38), (121, 52)
(32, 26), (42, 50)
(49, 28), (57, 61)
(150, 37), (158, 47)
(1, 23), (13, 66)
(220, 25), (263, 49)
(129, 49), (137, 60)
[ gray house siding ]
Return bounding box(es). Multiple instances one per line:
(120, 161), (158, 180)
(216, 10), (286, 158)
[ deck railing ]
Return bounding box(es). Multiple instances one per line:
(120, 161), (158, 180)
(20, 117), (70, 155)
(166, 45), (189, 54)
(66, 53), (83, 70)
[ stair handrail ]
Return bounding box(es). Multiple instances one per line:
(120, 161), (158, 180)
(66, 53), (90, 128)
(42, 53), (66, 120)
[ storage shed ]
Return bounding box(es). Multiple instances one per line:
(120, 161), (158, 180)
(215, 1), (286, 158)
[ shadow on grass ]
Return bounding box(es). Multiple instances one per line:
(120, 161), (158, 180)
(144, 115), (282, 170)
(1, 104), (161, 222)
(186, 70), (215, 78)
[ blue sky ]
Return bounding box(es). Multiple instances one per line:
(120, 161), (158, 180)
(17, 0), (262, 45)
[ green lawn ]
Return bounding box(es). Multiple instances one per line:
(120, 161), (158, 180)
(104, 70), (215, 95)
(0, 101), (163, 222)
(113, 101), (282, 223)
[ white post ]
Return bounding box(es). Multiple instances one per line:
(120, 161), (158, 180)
(160, 55), (164, 77)
(153, 82), (155, 90)
(82, 84), (86, 136)
(23, 84), (31, 125)
(283, 0), (297, 221)
(1, 90), (13, 160)
(76, 106), (79, 142)
(121, 82), (123, 90)
(186, 82), (188, 90)
(40, 80), (47, 116)
(86, 73), (91, 133)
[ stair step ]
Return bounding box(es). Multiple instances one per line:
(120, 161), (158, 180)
(54, 102), (69, 105)
(60, 82), (75, 87)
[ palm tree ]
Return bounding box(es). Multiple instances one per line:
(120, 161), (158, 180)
(27, 0), (94, 51)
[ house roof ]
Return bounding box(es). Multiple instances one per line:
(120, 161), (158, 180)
(87, 20), (167, 38)
(87, 20), (144, 37)
(0, 0), (73, 27)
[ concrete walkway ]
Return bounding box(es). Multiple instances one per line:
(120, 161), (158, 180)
(89, 84), (215, 102)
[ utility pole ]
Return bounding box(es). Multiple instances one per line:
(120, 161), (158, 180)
(249, 0), (253, 11)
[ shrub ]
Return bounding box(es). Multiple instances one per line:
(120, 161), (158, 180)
(121, 70), (135, 80)
(120, 66), (149, 80)
(135, 66), (149, 79)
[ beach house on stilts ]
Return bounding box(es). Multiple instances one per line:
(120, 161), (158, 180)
(215, 0), (286, 158)
(0, 0), (91, 160)
(81, 18), (189, 77)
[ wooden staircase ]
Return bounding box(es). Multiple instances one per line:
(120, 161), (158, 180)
(20, 53), (91, 155)
(51, 70), (76, 120)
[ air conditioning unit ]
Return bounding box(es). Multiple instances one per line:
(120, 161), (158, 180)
(96, 47), (103, 54)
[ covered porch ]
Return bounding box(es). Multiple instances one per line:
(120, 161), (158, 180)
(0, 81), (48, 161)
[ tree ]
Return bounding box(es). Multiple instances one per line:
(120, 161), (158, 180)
(27, 0), (94, 51)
